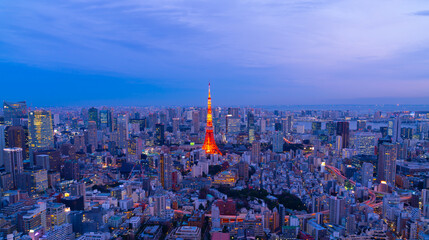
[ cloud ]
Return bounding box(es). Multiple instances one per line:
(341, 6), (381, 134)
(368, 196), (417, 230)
(413, 10), (429, 16)
(0, 0), (429, 104)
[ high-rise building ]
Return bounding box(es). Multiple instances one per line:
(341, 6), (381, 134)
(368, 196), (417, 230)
(5, 126), (29, 159)
(353, 132), (376, 155)
(357, 120), (367, 131)
(361, 162), (374, 188)
(272, 131), (283, 153)
(17, 167), (48, 193)
(35, 154), (50, 170)
(0, 125), (5, 166)
(247, 112), (255, 143)
(391, 115), (401, 143)
(400, 127), (413, 140)
(87, 121), (97, 150)
(172, 118), (180, 134)
(326, 121), (336, 136)
(377, 142), (398, 186)
(159, 154), (172, 190)
(192, 110), (200, 133)
(312, 122), (322, 133)
(336, 122), (350, 148)
(329, 196), (346, 225)
(226, 115), (240, 134)
(155, 123), (165, 146)
(28, 110), (54, 152)
(117, 114), (129, 149)
(99, 109), (113, 131)
(202, 83), (222, 155)
(3, 148), (24, 188)
(3, 101), (27, 125)
(251, 141), (261, 163)
(88, 107), (98, 127)
(238, 161), (249, 181)
(422, 189), (429, 218)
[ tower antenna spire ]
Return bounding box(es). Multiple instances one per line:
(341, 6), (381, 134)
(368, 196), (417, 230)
(202, 83), (222, 155)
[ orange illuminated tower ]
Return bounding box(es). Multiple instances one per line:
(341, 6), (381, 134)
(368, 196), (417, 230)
(202, 83), (222, 155)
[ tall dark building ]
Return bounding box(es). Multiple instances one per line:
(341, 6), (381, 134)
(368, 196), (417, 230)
(247, 112), (255, 143)
(336, 122), (350, 148)
(3, 101), (27, 126)
(88, 107), (99, 127)
(62, 160), (79, 180)
(3, 148), (24, 188)
(99, 109), (113, 131)
(275, 122), (282, 132)
(5, 126), (29, 159)
(377, 143), (398, 186)
(326, 121), (336, 136)
(155, 124), (165, 146)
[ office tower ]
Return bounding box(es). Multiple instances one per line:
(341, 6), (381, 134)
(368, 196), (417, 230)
(99, 109), (112, 130)
(88, 107), (98, 127)
(361, 162), (374, 188)
(357, 120), (366, 131)
(35, 154), (50, 170)
(329, 196), (346, 225)
(152, 193), (167, 217)
(202, 83), (222, 155)
(71, 182), (86, 205)
(380, 126), (388, 138)
(326, 121), (336, 136)
(192, 110), (200, 133)
(272, 131), (283, 153)
(4, 148), (23, 188)
(377, 142), (398, 186)
(117, 114), (129, 149)
(0, 125), (5, 166)
(422, 189), (429, 218)
(211, 205), (221, 229)
(47, 203), (67, 227)
(34, 149), (61, 172)
(172, 118), (180, 134)
(336, 122), (350, 148)
(278, 204), (285, 227)
(5, 126), (29, 159)
(87, 121), (97, 149)
(401, 127), (413, 140)
(3, 101), (27, 125)
(275, 122), (282, 132)
(28, 110), (54, 152)
(247, 112), (255, 143)
(127, 137), (142, 162)
(159, 154), (172, 190)
(228, 107), (239, 118)
(312, 122), (322, 133)
(238, 161), (249, 181)
(17, 167), (48, 193)
(260, 119), (266, 133)
(391, 115), (401, 143)
(62, 160), (79, 180)
(353, 132), (376, 155)
(155, 123), (165, 146)
(226, 114), (240, 134)
(251, 141), (261, 163)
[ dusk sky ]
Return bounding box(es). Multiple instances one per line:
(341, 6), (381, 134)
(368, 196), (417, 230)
(1, 0), (429, 106)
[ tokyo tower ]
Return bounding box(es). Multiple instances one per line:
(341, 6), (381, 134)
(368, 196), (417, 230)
(202, 83), (222, 155)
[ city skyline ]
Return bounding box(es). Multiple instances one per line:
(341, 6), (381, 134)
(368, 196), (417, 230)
(2, 0), (429, 106)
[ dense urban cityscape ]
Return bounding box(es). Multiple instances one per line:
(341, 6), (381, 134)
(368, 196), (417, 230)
(0, 83), (427, 240)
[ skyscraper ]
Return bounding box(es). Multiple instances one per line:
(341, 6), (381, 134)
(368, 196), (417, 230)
(361, 162), (374, 188)
(87, 121), (97, 149)
(329, 196), (346, 225)
(5, 126), (29, 159)
(192, 110), (200, 133)
(251, 141), (261, 163)
(88, 107), (99, 127)
(202, 83), (222, 155)
(99, 109), (113, 131)
(336, 122), (350, 148)
(247, 112), (255, 143)
(391, 114), (401, 143)
(155, 124), (165, 146)
(3, 101), (27, 125)
(353, 132), (376, 155)
(159, 154), (172, 190)
(117, 114), (129, 149)
(3, 148), (24, 188)
(272, 131), (283, 153)
(0, 125), (5, 166)
(377, 142), (398, 186)
(28, 110), (54, 152)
